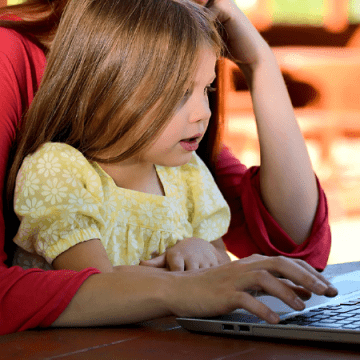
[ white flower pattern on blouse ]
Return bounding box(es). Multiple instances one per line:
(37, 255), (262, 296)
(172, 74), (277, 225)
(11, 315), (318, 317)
(13, 142), (230, 269)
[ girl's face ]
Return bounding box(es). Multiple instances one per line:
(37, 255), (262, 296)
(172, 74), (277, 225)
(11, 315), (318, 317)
(139, 47), (217, 167)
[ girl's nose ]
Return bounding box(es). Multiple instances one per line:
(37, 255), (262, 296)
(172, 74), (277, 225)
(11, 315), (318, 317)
(189, 99), (211, 123)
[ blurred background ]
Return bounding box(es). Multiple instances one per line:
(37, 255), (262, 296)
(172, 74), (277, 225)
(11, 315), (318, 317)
(2, 0), (360, 264)
(221, 0), (360, 264)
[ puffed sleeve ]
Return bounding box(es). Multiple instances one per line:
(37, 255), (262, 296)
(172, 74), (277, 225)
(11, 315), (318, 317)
(14, 143), (105, 265)
(182, 153), (231, 242)
(214, 145), (331, 271)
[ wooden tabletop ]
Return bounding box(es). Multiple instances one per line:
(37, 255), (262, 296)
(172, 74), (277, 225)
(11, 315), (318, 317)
(1, 262), (360, 360)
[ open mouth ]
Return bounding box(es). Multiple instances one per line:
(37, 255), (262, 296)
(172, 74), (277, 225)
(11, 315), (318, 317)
(179, 134), (202, 151)
(183, 137), (198, 143)
(181, 133), (202, 143)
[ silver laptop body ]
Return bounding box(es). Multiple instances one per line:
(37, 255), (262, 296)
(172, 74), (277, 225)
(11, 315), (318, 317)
(177, 271), (360, 344)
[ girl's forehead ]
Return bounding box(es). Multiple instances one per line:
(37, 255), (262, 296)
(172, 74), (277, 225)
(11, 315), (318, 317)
(193, 48), (217, 82)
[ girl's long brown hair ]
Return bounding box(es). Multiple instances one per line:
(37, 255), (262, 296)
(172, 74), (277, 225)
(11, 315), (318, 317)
(6, 0), (223, 204)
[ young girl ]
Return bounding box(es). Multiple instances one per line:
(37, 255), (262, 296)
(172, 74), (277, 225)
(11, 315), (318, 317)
(1, 0), (337, 333)
(10, 0), (232, 272)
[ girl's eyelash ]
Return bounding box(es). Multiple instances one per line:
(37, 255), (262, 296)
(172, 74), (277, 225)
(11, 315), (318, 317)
(183, 86), (216, 99)
(205, 86), (216, 94)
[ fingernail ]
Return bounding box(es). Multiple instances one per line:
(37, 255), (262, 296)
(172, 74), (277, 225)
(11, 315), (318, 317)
(294, 297), (305, 310)
(327, 286), (338, 296)
(270, 313), (280, 323)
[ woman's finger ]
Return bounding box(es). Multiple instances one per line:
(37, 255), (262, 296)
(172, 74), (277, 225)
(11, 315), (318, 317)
(247, 279), (312, 301)
(242, 256), (337, 297)
(293, 259), (338, 296)
(235, 270), (306, 313)
(234, 291), (280, 324)
(279, 279), (312, 301)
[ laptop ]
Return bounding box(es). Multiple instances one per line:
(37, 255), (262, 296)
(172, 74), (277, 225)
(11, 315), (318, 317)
(177, 270), (360, 344)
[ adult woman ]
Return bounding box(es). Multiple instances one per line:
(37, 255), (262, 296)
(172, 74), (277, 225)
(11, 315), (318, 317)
(0, 0), (334, 335)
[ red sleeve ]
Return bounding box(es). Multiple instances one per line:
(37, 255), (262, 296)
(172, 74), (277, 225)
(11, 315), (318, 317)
(215, 145), (331, 271)
(0, 27), (46, 264)
(0, 27), (101, 335)
(0, 266), (100, 335)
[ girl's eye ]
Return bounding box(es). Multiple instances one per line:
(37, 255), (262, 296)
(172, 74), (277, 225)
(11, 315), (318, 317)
(183, 89), (191, 100)
(205, 86), (216, 95)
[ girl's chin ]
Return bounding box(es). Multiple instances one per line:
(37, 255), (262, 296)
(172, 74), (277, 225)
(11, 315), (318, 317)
(155, 152), (194, 167)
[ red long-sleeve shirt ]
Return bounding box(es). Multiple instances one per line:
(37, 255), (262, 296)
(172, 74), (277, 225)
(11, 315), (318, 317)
(0, 26), (330, 335)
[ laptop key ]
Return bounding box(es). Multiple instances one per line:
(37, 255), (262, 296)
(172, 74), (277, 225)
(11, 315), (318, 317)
(342, 324), (360, 329)
(315, 319), (338, 323)
(309, 323), (345, 328)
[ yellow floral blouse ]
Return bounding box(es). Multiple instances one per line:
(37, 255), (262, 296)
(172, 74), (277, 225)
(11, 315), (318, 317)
(13, 143), (230, 269)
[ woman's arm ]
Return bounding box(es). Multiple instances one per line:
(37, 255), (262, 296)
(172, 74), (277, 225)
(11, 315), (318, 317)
(207, 0), (318, 245)
(52, 254), (337, 327)
(51, 238), (338, 327)
(50, 236), (338, 326)
(214, 146), (331, 270)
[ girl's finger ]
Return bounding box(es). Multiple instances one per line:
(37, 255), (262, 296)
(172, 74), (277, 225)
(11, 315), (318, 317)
(168, 253), (185, 272)
(139, 253), (166, 268)
(198, 258), (218, 269)
(185, 258), (201, 271)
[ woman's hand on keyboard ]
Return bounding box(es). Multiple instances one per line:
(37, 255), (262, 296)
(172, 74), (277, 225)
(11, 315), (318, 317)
(166, 255), (338, 324)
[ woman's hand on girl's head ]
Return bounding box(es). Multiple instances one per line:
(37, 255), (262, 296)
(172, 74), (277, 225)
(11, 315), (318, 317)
(165, 255), (338, 323)
(202, 0), (272, 66)
(139, 237), (231, 271)
(192, 0), (236, 23)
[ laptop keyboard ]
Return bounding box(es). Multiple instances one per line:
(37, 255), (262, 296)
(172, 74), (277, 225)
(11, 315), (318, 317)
(279, 298), (360, 330)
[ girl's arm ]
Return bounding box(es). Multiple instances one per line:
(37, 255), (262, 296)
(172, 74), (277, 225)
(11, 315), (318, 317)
(52, 239), (116, 273)
(207, 0), (318, 245)
(53, 237), (230, 273)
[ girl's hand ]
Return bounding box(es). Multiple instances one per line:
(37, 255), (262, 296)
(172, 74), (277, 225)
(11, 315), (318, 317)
(166, 255), (338, 323)
(139, 237), (231, 271)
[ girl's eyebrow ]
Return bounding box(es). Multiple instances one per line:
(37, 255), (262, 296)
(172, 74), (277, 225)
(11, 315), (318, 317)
(195, 74), (216, 86)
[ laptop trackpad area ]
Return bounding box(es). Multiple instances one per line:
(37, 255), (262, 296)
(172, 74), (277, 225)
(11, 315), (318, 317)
(252, 269), (360, 314)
